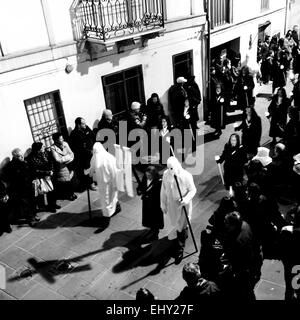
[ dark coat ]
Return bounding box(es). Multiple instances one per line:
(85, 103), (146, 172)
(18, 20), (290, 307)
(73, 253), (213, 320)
(69, 126), (95, 169)
(271, 60), (286, 89)
(223, 221), (263, 300)
(137, 176), (164, 230)
(5, 158), (33, 198)
(175, 279), (221, 302)
(284, 119), (300, 155)
(0, 180), (10, 232)
(185, 80), (201, 122)
(268, 96), (290, 138)
(218, 144), (247, 188)
(234, 74), (255, 109)
(168, 84), (188, 126)
(236, 115), (262, 155)
(145, 99), (165, 128)
(26, 151), (53, 179)
(4, 159), (35, 220)
(210, 93), (226, 130)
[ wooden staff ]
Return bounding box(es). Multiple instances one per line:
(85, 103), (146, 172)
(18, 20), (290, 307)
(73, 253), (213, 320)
(174, 174), (198, 254)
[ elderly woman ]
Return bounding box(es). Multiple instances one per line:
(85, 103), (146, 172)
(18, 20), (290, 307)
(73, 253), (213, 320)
(51, 132), (77, 201)
(161, 156), (196, 264)
(27, 142), (60, 212)
(216, 133), (247, 190)
(88, 142), (121, 217)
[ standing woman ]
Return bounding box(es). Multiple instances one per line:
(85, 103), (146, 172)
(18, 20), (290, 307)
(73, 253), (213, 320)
(235, 106), (262, 157)
(216, 133), (247, 190)
(137, 166), (164, 242)
(267, 87), (291, 144)
(146, 93), (165, 129)
(27, 142), (60, 212)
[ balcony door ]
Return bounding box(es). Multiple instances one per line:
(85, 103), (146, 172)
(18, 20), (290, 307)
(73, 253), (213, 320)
(102, 65), (145, 116)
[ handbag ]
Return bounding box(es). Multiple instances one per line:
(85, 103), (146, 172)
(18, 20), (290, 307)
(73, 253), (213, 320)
(33, 176), (54, 196)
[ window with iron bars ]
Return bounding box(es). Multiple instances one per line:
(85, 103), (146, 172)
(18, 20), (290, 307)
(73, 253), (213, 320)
(24, 91), (68, 149)
(210, 0), (231, 29)
(261, 0), (269, 11)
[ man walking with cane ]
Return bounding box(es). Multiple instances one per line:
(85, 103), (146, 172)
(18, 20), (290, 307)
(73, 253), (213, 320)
(160, 157), (197, 264)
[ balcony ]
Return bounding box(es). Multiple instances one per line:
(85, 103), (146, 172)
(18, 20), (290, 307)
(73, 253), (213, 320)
(72, 0), (164, 50)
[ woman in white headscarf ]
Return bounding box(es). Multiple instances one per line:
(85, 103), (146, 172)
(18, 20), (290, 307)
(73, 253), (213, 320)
(89, 142), (120, 217)
(160, 156), (196, 263)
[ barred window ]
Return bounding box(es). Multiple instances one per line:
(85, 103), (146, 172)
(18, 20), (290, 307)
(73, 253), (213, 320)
(24, 90), (67, 149)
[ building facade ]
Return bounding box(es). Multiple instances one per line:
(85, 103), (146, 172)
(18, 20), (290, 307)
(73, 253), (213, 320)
(0, 0), (206, 168)
(202, 0), (287, 117)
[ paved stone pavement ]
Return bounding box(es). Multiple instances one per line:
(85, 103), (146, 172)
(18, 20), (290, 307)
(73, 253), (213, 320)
(0, 81), (295, 300)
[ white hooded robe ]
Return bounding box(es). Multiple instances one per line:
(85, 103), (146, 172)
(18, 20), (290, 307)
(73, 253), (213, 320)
(160, 157), (196, 237)
(89, 142), (118, 217)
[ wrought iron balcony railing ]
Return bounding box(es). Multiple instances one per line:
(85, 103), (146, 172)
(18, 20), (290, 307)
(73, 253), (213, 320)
(73, 0), (164, 43)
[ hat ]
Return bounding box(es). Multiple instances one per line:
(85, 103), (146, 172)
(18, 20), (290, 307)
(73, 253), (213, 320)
(252, 147), (272, 167)
(131, 101), (141, 110)
(293, 153), (300, 176)
(176, 77), (187, 84)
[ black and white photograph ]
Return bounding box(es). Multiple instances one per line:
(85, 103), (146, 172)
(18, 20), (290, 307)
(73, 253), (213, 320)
(0, 0), (299, 309)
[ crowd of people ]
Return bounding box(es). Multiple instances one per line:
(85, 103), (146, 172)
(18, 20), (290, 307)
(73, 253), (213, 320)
(1, 29), (300, 301)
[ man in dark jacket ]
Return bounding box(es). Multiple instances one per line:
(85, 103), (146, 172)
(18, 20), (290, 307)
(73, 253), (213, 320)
(4, 148), (39, 226)
(175, 262), (221, 302)
(168, 77), (188, 129)
(185, 76), (201, 135)
(279, 205), (300, 301)
(222, 211), (262, 300)
(69, 117), (96, 190)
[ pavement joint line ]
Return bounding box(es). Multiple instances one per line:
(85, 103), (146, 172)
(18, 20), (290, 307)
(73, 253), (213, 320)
(259, 278), (286, 289)
(0, 228), (33, 254)
(144, 278), (180, 294)
(0, 288), (17, 300)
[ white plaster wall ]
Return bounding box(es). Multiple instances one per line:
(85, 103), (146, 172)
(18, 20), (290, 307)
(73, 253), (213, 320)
(0, 0), (49, 54)
(45, 0), (74, 44)
(0, 27), (203, 164)
(165, 0), (191, 19)
(211, 9), (286, 64)
(232, 0), (286, 24)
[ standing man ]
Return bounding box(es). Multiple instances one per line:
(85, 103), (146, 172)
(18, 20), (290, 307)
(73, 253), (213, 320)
(160, 156), (196, 264)
(168, 77), (188, 129)
(70, 117), (96, 191)
(185, 76), (201, 136)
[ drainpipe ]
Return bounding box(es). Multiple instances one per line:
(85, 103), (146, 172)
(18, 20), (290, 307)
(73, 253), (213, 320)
(204, 0), (211, 120)
(284, 0), (289, 35)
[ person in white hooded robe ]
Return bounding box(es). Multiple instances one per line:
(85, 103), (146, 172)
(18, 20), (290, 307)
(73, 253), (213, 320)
(88, 142), (121, 217)
(160, 156), (196, 264)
